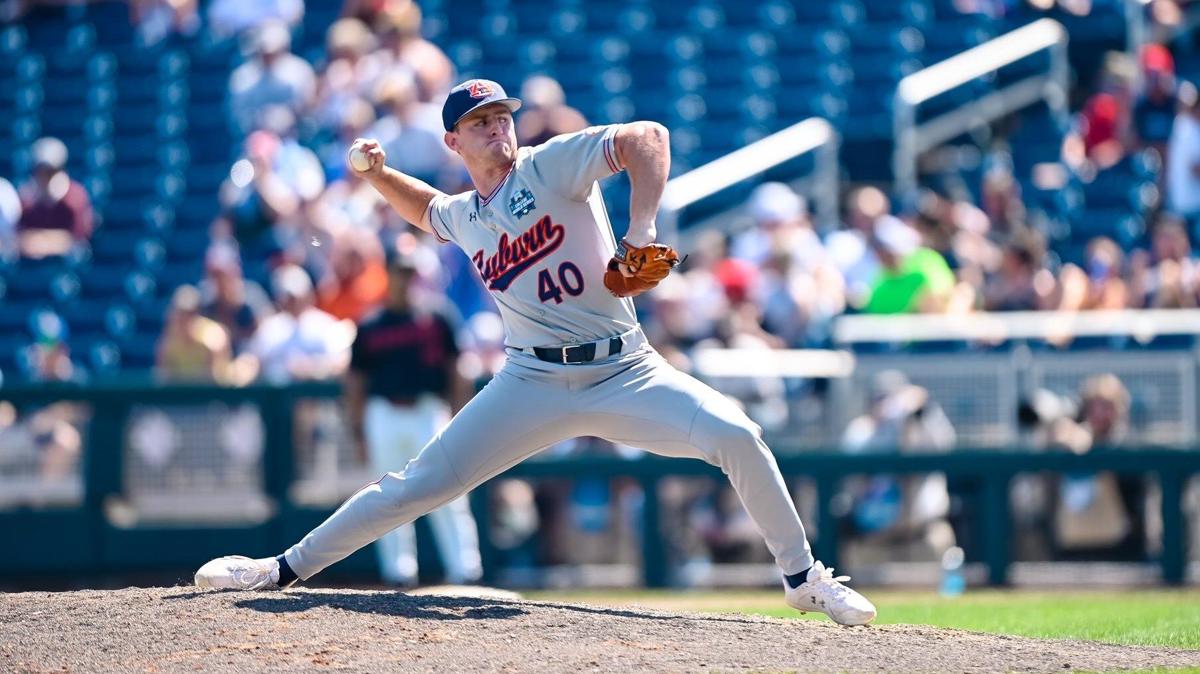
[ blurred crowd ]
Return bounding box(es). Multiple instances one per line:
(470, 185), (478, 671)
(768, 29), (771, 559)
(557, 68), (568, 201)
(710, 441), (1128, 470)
(4, 2), (1200, 390)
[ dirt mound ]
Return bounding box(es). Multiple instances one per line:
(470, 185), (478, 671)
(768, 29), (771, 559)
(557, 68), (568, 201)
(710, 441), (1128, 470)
(2, 587), (1196, 673)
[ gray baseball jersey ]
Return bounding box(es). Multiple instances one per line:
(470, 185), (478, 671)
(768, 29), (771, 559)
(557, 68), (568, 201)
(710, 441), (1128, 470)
(425, 124), (638, 348)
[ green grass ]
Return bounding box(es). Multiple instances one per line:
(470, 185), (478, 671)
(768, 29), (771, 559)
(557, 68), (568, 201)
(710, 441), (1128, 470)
(527, 588), (1200, 651)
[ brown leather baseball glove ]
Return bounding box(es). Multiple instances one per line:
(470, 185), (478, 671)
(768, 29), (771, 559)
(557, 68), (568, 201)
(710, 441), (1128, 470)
(603, 240), (682, 297)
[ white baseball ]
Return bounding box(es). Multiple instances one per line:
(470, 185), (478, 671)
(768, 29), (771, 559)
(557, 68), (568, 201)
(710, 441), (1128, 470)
(349, 146), (372, 172)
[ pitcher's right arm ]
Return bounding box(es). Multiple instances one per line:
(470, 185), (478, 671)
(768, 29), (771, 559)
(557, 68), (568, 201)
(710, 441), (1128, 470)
(348, 138), (442, 236)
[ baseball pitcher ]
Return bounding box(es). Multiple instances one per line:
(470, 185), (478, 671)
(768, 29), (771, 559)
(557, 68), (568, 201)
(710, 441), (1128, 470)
(196, 79), (876, 625)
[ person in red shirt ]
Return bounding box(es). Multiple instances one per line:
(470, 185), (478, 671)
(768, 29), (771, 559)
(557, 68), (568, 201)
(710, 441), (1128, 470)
(316, 227), (389, 322)
(17, 137), (94, 258)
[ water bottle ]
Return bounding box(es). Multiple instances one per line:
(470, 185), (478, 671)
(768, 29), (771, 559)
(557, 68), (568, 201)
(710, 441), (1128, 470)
(940, 545), (966, 597)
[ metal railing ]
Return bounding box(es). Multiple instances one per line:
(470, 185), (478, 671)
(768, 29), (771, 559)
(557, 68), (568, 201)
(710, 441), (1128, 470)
(892, 18), (1071, 197)
(658, 117), (840, 241)
(834, 308), (1200, 344)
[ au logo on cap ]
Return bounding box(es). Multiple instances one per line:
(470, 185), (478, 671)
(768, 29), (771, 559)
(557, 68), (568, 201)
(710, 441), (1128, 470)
(467, 80), (495, 99)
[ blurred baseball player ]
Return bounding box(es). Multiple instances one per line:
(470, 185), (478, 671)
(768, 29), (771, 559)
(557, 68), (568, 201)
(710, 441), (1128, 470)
(196, 79), (877, 625)
(344, 250), (481, 586)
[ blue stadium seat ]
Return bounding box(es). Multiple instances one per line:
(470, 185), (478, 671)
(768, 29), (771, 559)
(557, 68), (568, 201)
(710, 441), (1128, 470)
(1, 24), (27, 55)
(163, 229), (210, 263)
(838, 0), (905, 26)
(89, 229), (149, 264)
(156, 261), (203, 290)
(132, 295), (169, 327)
(784, 0), (837, 24)
(74, 336), (123, 376)
(775, 27), (847, 61)
(79, 266), (139, 301)
(0, 337), (30, 377)
(187, 70), (229, 103)
(117, 332), (159, 369)
(57, 301), (109, 338)
(919, 19), (993, 56)
(5, 262), (71, 301)
(512, 2), (555, 35)
(0, 301), (45, 336)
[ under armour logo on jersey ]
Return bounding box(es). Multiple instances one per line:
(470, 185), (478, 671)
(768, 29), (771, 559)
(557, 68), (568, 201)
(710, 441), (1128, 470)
(467, 80), (494, 98)
(509, 188), (536, 219)
(472, 214), (565, 292)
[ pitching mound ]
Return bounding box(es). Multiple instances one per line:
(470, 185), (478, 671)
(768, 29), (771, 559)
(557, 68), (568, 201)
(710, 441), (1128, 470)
(3, 587), (1197, 673)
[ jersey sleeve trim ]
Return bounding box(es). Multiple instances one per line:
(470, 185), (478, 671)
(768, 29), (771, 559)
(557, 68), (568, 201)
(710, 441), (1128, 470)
(426, 197), (452, 244)
(602, 125), (623, 174)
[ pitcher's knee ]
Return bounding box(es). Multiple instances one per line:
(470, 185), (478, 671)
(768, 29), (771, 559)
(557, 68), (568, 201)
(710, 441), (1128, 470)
(378, 469), (462, 515)
(693, 408), (766, 464)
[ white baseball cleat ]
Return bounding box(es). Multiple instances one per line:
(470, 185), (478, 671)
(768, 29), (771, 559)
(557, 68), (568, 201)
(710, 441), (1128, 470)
(194, 555), (284, 591)
(784, 560), (877, 626)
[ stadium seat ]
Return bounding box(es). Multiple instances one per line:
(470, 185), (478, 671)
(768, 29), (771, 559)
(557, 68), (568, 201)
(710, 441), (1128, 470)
(117, 332), (159, 369)
(6, 262), (72, 301)
(0, 301), (46, 336)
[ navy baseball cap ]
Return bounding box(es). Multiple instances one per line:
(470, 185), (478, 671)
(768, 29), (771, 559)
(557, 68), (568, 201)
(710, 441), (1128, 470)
(441, 79), (522, 131)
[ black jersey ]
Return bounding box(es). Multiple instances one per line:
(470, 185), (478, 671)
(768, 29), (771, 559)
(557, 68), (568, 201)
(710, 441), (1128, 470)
(350, 307), (460, 400)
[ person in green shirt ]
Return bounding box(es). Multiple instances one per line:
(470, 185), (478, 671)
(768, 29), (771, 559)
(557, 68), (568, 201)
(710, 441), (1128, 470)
(864, 220), (957, 314)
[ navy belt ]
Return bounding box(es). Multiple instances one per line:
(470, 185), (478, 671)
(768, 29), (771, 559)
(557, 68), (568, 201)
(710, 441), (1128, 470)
(532, 335), (626, 364)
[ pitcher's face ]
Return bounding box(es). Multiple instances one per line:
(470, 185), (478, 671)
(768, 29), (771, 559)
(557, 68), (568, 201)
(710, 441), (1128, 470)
(445, 104), (517, 168)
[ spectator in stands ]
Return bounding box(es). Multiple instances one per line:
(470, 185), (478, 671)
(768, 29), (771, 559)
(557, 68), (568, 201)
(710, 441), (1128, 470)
(838, 370), (957, 567)
(314, 18), (383, 133)
(911, 179), (998, 299)
(983, 231), (1056, 311)
(341, 0), (408, 24)
(642, 230), (730, 359)
(1130, 216), (1199, 308)
(309, 157), (386, 241)
(515, 75), (589, 147)
(317, 96), (377, 182)
(229, 20), (316, 136)
(754, 237), (846, 348)
(16, 137), (94, 259)
(1051, 374), (1147, 561)
(1166, 81), (1200, 224)
(198, 243), (273, 354)
(1068, 52), (1134, 170)
(862, 219), (960, 314)
(0, 175), (20, 257)
(979, 164), (1027, 239)
(156, 284), (233, 383)
(1132, 43), (1177, 156)
(730, 182), (827, 270)
(130, 0), (200, 45)
(826, 187), (908, 308)
(258, 105), (326, 203)
(0, 399), (84, 487)
(372, 1), (454, 103)
(370, 71), (456, 185)
(216, 120), (323, 257)
(24, 310), (75, 383)
(246, 264), (353, 383)
(316, 227), (388, 322)
(1059, 236), (1130, 311)
(207, 0), (303, 40)
(217, 130), (298, 251)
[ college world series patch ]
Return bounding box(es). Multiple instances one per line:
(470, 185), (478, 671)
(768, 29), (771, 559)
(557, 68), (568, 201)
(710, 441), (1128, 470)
(509, 188), (536, 218)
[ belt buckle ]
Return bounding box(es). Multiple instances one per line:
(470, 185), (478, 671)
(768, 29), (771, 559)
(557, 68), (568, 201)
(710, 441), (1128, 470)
(561, 344), (580, 364)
